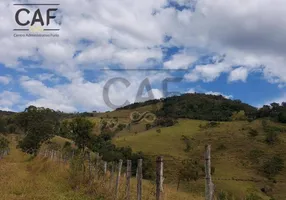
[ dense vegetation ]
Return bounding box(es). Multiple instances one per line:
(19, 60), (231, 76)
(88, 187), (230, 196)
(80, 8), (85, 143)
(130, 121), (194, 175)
(15, 106), (61, 154)
(116, 93), (286, 124)
(156, 93), (257, 121)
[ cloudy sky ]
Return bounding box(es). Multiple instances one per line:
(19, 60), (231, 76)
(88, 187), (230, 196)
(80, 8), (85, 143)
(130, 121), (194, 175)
(0, 0), (286, 112)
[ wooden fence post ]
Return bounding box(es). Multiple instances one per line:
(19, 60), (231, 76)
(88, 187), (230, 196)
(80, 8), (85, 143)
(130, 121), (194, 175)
(104, 161), (107, 175)
(88, 152), (92, 180)
(115, 159), (123, 200)
(156, 156), (164, 200)
(137, 159), (143, 200)
(205, 145), (214, 200)
(50, 150), (53, 160)
(95, 153), (100, 179)
(126, 160), (132, 200)
(110, 162), (115, 188)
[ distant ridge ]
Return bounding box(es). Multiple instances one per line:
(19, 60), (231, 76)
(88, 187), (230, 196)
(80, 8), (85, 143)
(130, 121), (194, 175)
(117, 93), (257, 121)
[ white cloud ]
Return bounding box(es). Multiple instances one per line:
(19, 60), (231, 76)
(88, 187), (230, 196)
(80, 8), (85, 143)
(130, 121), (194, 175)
(187, 87), (233, 99)
(0, 76), (11, 85)
(164, 51), (197, 69)
(185, 62), (231, 82)
(0, 107), (13, 112)
(19, 72), (169, 112)
(1, 0), (286, 111)
(205, 91), (233, 99)
(228, 67), (248, 82)
(0, 91), (21, 109)
(37, 73), (60, 83)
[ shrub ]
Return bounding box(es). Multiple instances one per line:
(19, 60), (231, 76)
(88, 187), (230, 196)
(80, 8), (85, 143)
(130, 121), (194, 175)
(217, 191), (234, 200)
(216, 144), (227, 151)
(0, 136), (9, 150)
(145, 123), (152, 130)
(248, 149), (264, 164)
(248, 128), (259, 137)
(181, 135), (191, 152)
(265, 131), (279, 145)
(262, 156), (284, 178)
(231, 110), (247, 121)
(245, 193), (263, 200)
(155, 117), (178, 127)
(200, 121), (220, 129)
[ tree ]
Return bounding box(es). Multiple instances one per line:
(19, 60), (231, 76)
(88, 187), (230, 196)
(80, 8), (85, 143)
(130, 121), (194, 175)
(70, 117), (94, 152)
(16, 106), (60, 154)
(278, 111), (286, 123)
(0, 118), (7, 133)
(59, 120), (72, 139)
(177, 159), (201, 191)
(0, 137), (9, 150)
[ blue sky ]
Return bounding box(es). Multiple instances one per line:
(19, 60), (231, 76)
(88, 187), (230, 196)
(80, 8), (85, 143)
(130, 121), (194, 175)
(0, 0), (286, 112)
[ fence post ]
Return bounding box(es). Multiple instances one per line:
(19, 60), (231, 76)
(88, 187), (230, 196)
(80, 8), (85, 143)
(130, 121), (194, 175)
(88, 152), (92, 180)
(156, 156), (164, 200)
(115, 159), (123, 200)
(126, 160), (132, 200)
(95, 153), (100, 179)
(137, 159), (143, 200)
(104, 161), (107, 175)
(54, 151), (57, 162)
(205, 145), (214, 200)
(110, 162), (115, 188)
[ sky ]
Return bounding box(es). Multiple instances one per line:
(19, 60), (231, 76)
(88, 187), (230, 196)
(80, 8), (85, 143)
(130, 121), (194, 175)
(0, 0), (286, 112)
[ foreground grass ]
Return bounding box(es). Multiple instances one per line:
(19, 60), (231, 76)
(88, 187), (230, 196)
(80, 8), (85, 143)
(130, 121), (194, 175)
(0, 136), (204, 200)
(0, 139), (93, 200)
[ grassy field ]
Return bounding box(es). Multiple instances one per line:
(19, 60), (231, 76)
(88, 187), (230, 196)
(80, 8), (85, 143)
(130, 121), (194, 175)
(58, 106), (286, 199)
(110, 116), (286, 199)
(0, 136), (93, 200)
(0, 135), (205, 200)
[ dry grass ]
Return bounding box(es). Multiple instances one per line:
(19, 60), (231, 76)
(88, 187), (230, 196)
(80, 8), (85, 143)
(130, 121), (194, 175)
(0, 136), (204, 200)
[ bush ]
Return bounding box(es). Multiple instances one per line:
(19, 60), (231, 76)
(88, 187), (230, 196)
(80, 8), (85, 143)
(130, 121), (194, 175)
(231, 110), (247, 121)
(262, 156), (284, 178)
(245, 193), (263, 200)
(216, 144), (227, 151)
(248, 128), (259, 137)
(200, 121), (220, 129)
(145, 123), (152, 130)
(155, 117), (178, 127)
(265, 131), (279, 145)
(0, 136), (9, 150)
(248, 149), (264, 164)
(181, 135), (191, 152)
(217, 191), (234, 200)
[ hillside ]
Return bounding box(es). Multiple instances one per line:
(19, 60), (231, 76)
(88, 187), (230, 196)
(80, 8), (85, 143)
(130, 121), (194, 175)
(94, 95), (286, 199)
(1, 93), (286, 199)
(114, 119), (286, 199)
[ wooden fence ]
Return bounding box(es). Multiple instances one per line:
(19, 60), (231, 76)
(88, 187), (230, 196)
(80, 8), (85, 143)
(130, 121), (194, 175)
(32, 144), (215, 200)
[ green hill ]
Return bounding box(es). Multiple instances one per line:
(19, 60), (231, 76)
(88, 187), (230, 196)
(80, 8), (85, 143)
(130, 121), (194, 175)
(2, 93), (286, 199)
